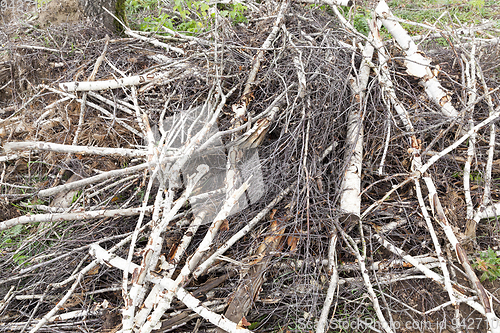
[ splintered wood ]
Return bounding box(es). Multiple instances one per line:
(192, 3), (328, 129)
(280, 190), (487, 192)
(1, 0), (500, 333)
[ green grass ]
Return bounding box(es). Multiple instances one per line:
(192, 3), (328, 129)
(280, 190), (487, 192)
(341, 0), (499, 38)
(388, 0), (500, 35)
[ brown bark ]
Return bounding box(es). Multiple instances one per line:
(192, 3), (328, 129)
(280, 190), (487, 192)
(217, 219), (285, 332)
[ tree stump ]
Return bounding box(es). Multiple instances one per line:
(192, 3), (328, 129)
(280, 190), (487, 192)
(37, 0), (126, 32)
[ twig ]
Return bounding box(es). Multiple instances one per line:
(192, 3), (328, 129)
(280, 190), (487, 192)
(123, 165), (208, 332)
(378, 117), (391, 175)
(138, 181), (249, 333)
(423, 177), (500, 332)
(332, 220), (394, 333)
(132, 210), (209, 328)
(17, 232), (132, 275)
(217, 217), (286, 330)
(89, 244), (252, 333)
(369, 17), (414, 132)
(462, 44), (477, 221)
(414, 179), (458, 320)
(316, 232), (339, 333)
(86, 175), (140, 200)
(37, 162), (152, 198)
(192, 184), (292, 278)
(474, 203), (500, 221)
(0, 206), (153, 232)
(124, 29), (185, 55)
(418, 104), (500, 175)
(59, 71), (172, 92)
(471, 56), (497, 236)
(300, 0), (353, 6)
(4, 141), (150, 158)
(120, 171), (160, 332)
(73, 36), (110, 147)
(235, 0), (288, 117)
(87, 91), (135, 116)
(27, 259), (98, 333)
(339, 29), (373, 224)
(361, 175), (415, 219)
(42, 85), (144, 138)
(0, 286), (15, 313)
(411, 21), (496, 42)
(370, 229), (490, 316)
(168, 86), (236, 188)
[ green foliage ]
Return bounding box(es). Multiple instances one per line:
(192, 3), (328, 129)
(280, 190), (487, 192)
(1, 224), (24, 245)
(339, 5), (371, 36)
(469, 170), (483, 182)
(1, 199), (55, 267)
(451, 170), (483, 183)
(136, 187), (145, 201)
(218, 2), (248, 24)
(247, 321), (260, 330)
(352, 10), (370, 36)
(1, 224), (28, 266)
(126, 0), (248, 34)
(308, 3), (329, 11)
(126, 0), (159, 13)
(474, 247), (500, 282)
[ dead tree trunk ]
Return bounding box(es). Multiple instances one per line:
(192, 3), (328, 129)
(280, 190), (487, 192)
(78, 0), (127, 31)
(37, 0), (126, 32)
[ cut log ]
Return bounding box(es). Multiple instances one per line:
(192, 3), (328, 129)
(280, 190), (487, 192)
(217, 218), (285, 333)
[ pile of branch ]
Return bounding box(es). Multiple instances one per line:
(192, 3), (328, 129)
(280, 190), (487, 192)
(1, 1), (500, 332)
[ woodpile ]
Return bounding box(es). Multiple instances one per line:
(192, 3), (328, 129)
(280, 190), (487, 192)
(1, 1), (500, 332)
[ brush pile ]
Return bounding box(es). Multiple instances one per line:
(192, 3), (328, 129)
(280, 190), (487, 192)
(1, 0), (500, 332)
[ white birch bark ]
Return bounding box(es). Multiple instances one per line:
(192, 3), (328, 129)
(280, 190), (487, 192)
(375, 0), (458, 118)
(4, 141), (150, 158)
(369, 18), (414, 132)
(137, 182), (249, 333)
(191, 185), (292, 279)
(0, 206), (152, 232)
(133, 210), (208, 328)
(37, 162), (152, 198)
(121, 166), (207, 332)
(339, 105), (363, 216)
(339, 32), (373, 218)
(418, 105), (500, 175)
(371, 231), (492, 316)
(423, 177), (500, 333)
(474, 203), (500, 221)
(124, 29), (185, 55)
(462, 45), (478, 224)
(300, 0), (353, 6)
(316, 233), (339, 333)
(59, 72), (169, 92)
(89, 244), (252, 333)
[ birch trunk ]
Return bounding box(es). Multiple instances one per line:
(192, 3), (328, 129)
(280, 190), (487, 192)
(375, 0), (458, 118)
